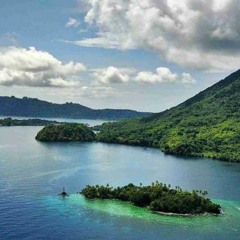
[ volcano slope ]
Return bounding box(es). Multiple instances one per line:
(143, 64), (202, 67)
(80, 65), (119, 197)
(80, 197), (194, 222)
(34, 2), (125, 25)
(97, 70), (240, 162)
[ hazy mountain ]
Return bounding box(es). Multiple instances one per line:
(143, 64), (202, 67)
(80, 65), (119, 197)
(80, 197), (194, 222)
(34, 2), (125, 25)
(0, 96), (150, 120)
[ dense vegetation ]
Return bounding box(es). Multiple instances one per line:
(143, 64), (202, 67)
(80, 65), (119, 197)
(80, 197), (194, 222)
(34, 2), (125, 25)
(81, 182), (221, 215)
(0, 118), (61, 126)
(35, 123), (95, 142)
(97, 70), (240, 162)
(0, 96), (150, 120)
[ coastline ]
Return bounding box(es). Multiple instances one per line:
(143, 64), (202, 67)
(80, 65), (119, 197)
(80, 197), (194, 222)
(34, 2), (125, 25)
(154, 210), (221, 217)
(81, 195), (222, 217)
(95, 139), (240, 163)
(80, 195), (223, 217)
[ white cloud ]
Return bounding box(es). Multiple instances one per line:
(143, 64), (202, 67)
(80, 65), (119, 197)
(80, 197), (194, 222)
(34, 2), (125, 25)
(0, 32), (19, 46)
(135, 67), (195, 85)
(181, 73), (196, 85)
(0, 46), (86, 88)
(76, 0), (240, 72)
(93, 66), (129, 84)
(65, 17), (80, 28)
(78, 86), (116, 98)
(135, 67), (178, 84)
(92, 66), (195, 85)
(73, 37), (120, 49)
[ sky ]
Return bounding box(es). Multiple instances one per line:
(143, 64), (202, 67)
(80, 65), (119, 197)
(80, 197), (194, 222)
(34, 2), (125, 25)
(0, 0), (239, 112)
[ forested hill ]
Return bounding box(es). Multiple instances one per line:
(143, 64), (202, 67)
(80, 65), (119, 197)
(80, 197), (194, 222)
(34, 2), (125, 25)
(98, 70), (240, 162)
(0, 96), (150, 120)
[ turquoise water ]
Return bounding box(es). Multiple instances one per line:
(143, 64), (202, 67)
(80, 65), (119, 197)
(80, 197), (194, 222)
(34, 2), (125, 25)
(0, 126), (239, 239)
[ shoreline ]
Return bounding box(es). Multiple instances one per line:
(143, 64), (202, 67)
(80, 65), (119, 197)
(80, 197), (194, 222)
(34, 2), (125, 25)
(78, 191), (221, 216)
(96, 140), (240, 163)
(154, 210), (221, 217)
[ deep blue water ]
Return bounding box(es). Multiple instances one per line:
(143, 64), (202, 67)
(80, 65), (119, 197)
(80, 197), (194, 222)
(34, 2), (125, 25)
(0, 126), (239, 239)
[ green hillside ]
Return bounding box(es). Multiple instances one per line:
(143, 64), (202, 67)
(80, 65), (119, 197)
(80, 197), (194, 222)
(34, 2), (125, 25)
(97, 70), (240, 162)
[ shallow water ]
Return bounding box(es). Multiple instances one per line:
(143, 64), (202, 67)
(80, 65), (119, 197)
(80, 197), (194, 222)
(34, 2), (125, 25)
(0, 126), (239, 239)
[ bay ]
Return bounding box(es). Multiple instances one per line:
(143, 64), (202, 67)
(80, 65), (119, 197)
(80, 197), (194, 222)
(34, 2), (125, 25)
(0, 126), (239, 240)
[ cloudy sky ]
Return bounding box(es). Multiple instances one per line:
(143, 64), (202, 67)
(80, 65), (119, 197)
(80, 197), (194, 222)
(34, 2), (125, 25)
(0, 0), (239, 112)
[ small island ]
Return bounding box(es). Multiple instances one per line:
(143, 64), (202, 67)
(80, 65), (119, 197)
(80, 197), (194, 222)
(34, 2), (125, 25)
(35, 123), (95, 142)
(81, 182), (221, 215)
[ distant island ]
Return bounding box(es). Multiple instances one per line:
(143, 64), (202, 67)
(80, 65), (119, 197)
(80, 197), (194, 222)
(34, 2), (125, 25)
(81, 182), (221, 215)
(0, 96), (150, 120)
(97, 70), (240, 162)
(0, 118), (61, 127)
(35, 123), (95, 142)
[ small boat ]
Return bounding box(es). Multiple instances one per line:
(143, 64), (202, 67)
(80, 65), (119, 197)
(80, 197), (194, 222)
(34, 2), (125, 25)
(58, 187), (69, 197)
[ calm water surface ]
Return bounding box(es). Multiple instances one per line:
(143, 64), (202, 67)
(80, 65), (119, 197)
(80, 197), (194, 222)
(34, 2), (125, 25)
(0, 126), (239, 240)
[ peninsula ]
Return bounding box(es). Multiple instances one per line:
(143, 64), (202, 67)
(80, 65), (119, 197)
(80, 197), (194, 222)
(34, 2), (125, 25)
(0, 118), (61, 127)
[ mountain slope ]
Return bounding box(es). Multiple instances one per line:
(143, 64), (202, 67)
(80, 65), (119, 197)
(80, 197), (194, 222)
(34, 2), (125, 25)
(0, 96), (150, 120)
(98, 70), (240, 162)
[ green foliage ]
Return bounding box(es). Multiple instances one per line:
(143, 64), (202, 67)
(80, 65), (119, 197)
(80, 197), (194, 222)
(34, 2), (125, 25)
(35, 123), (95, 142)
(81, 182), (221, 215)
(97, 70), (240, 162)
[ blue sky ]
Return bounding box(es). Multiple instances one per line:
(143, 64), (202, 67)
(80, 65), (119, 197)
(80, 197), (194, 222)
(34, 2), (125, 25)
(0, 0), (238, 112)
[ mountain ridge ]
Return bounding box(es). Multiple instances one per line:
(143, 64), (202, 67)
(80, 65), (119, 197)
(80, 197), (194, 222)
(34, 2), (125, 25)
(0, 96), (150, 120)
